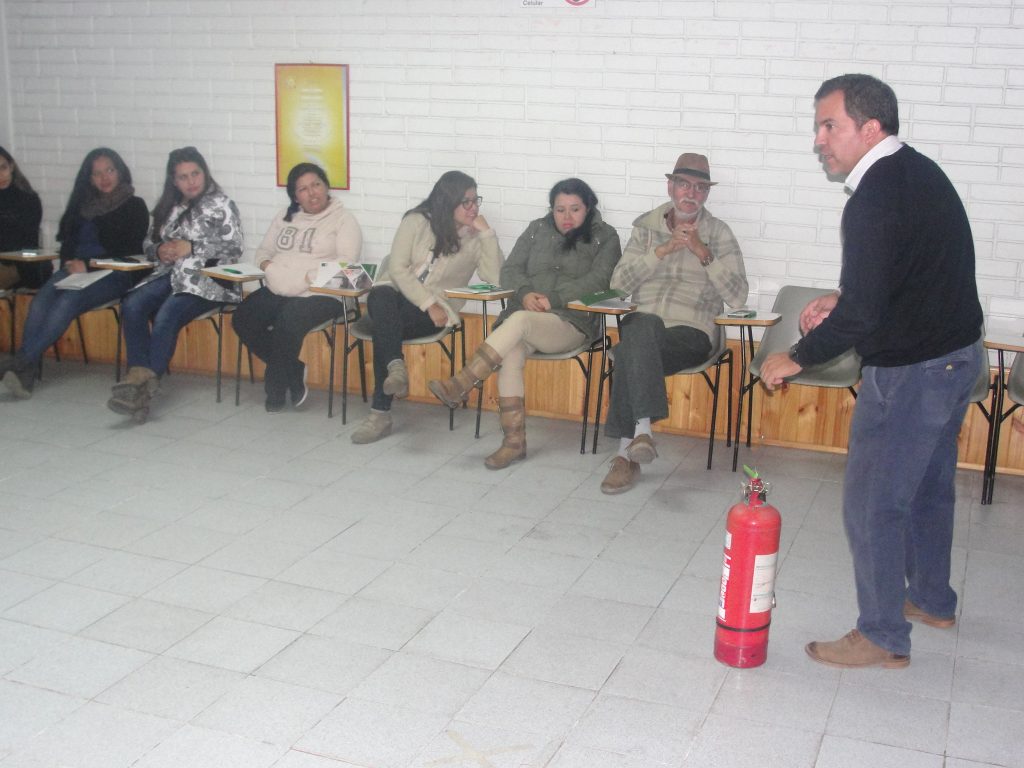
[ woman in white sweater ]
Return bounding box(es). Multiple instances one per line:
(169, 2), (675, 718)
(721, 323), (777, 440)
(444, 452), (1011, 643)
(233, 163), (362, 412)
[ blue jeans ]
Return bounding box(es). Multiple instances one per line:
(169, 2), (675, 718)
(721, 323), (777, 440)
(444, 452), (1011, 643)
(844, 342), (981, 655)
(18, 268), (137, 364)
(121, 275), (221, 376)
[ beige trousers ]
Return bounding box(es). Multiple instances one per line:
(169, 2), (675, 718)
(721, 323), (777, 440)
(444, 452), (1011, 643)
(484, 310), (586, 397)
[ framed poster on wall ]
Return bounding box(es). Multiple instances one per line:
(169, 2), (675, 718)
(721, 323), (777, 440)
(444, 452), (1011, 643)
(275, 63), (350, 189)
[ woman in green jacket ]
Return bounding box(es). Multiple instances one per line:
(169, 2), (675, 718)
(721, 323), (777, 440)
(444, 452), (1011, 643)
(429, 177), (621, 469)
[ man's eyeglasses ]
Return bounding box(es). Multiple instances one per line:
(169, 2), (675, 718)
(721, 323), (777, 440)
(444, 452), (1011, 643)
(670, 178), (711, 195)
(459, 196), (483, 210)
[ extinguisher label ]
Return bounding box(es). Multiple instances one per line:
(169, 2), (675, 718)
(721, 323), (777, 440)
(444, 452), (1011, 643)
(749, 552), (778, 613)
(717, 560), (729, 620)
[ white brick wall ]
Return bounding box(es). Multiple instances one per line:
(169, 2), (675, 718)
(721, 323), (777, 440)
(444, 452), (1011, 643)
(0, 0), (1022, 333)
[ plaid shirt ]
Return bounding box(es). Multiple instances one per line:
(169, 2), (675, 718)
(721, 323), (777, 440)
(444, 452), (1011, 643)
(611, 201), (747, 339)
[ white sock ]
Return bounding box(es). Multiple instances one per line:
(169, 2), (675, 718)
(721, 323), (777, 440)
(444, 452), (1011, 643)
(618, 438), (632, 459)
(634, 418), (652, 436)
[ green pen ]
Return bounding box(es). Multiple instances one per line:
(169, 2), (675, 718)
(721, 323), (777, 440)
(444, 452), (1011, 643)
(223, 268), (242, 275)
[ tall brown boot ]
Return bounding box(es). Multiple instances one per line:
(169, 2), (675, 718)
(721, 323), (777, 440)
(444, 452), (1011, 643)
(428, 342), (502, 409)
(485, 396), (526, 470)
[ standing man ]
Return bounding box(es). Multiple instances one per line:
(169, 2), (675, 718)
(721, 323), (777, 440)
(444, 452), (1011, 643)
(600, 153), (748, 494)
(760, 74), (983, 668)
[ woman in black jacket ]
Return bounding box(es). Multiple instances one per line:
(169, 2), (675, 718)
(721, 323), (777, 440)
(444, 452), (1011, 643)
(0, 146), (45, 288)
(2, 147), (149, 399)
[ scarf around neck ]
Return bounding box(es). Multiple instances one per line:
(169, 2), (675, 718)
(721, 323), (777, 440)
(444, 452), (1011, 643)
(80, 183), (135, 220)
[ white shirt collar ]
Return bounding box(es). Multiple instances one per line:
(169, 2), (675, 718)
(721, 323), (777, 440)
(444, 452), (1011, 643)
(844, 134), (903, 193)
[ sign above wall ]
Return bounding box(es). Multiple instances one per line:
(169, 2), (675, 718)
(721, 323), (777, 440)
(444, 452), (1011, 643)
(274, 64), (350, 189)
(515, 0), (595, 9)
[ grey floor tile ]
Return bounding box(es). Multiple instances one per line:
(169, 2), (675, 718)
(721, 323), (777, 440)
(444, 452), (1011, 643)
(826, 683), (949, 754)
(96, 655), (245, 721)
(348, 651), (491, 716)
(404, 609), (530, 669)
(2, 367), (1023, 767)
(680, 712), (821, 767)
(948, 701), (1024, 768)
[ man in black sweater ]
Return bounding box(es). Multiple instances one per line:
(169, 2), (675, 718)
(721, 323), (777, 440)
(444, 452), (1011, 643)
(761, 74), (983, 669)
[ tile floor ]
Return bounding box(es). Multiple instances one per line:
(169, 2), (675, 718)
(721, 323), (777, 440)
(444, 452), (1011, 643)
(1, 362), (1023, 768)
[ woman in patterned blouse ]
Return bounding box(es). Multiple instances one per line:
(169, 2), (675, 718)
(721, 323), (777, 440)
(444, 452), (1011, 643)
(108, 146), (244, 421)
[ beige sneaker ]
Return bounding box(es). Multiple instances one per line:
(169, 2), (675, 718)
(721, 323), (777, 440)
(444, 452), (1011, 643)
(600, 456), (640, 495)
(904, 599), (955, 628)
(805, 629), (910, 669)
(351, 409), (393, 444)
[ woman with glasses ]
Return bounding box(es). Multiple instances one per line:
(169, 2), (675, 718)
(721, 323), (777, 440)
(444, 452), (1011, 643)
(428, 177), (621, 469)
(2, 148), (148, 399)
(350, 170), (503, 444)
(107, 146), (243, 422)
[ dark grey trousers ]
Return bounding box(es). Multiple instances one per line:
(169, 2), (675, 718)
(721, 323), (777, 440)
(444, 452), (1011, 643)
(603, 312), (711, 439)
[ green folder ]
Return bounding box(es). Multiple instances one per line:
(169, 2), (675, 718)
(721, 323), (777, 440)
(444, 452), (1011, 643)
(579, 289), (627, 306)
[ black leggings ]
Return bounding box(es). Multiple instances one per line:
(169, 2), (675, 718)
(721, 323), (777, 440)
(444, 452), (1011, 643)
(366, 285), (437, 410)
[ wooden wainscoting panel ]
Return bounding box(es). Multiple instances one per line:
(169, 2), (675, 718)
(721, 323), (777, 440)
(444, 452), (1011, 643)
(7, 294), (1023, 478)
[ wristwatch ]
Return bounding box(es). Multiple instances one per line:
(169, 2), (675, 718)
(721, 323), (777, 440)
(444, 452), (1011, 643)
(788, 342), (802, 365)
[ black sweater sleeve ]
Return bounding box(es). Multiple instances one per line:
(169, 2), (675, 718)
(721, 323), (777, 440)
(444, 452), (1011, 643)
(97, 196), (150, 259)
(0, 189), (42, 251)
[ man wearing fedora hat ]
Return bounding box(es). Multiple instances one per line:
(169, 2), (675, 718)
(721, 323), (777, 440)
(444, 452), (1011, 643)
(600, 152), (748, 494)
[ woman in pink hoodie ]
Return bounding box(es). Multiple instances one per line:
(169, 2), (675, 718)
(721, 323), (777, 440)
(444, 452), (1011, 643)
(233, 163), (362, 412)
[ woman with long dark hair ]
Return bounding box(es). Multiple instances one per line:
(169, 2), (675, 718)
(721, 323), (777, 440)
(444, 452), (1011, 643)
(233, 162), (363, 412)
(107, 146), (243, 421)
(350, 170), (503, 444)
(2, 148), (148, 399)
(0, 146), (46, 289)
(429, 178), (621, 469)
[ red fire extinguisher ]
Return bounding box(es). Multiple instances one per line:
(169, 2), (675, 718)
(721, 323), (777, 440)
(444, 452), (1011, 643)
(714, 465), (782, 668)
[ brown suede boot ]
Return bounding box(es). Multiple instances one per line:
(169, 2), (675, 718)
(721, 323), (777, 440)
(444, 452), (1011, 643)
(107, 366), (158, 418)
(484, 396), (526, 470)
(428, 342), (502, 409)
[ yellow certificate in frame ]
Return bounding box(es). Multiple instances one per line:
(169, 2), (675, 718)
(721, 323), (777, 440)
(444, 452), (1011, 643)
(275, 64), (350, 189)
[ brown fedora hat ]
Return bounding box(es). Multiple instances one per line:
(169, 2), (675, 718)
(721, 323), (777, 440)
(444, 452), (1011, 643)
(665, 152), (717, 184)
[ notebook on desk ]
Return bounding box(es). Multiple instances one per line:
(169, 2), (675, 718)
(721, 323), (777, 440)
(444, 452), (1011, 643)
(312, 261), (376, 291)
(578, 288), (631, 310)
(56, 270), (112, 290)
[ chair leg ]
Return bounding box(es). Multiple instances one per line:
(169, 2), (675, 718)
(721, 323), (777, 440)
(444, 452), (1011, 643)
(724, 349), (733, 448)
(108, 304), (122, 382)
(589, 343), (605, 455)
(447, 331), (457, 431)
(576, 352), (593, 455)
(76, 315), (89, 365)
(357, 339), (367, 402)
(6, 295), (16, 352)
(459, 324), (468, 411)
(706, 363), (721, 470)
(357, 338), (367, 402)
(208, 311), (224, 403)
(341, 319), (350, 424)
(235, 335), (244, 406)
(326, 320), (338, 418)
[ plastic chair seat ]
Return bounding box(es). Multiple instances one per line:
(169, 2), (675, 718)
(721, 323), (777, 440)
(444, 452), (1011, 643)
(749, 286), (861, 390)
